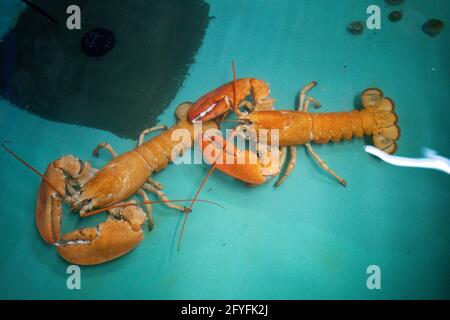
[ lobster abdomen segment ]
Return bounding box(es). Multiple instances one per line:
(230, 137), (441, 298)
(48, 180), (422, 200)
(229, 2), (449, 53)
(310, 110), (364, 144)
(244, 92), (399, 154)
(311, 90), (399, 153)
(243, 110), (365, 145)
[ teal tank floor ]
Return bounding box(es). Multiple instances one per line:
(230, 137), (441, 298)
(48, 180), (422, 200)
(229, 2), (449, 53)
(0, 0), (449, 299)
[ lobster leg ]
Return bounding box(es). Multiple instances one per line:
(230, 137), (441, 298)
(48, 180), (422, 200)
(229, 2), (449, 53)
(146, 177), (163, 191)
(93, 142), (118, 158)
(274, 81), (347, 187)
(300, 81), (321, 112)
(276, 82), (320, 186)
(136, 189), (154, 230)
(141, 183), (187, 213)
(301, 83), (347, 187)
(275, 146), (296, 187)
(305, 143), (347, 187)
(137, 125), (167, 147)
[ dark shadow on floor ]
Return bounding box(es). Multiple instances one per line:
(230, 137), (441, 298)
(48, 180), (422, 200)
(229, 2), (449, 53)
(0, 0), (211, 138)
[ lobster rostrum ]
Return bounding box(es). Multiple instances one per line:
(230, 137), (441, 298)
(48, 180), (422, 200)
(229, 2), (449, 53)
(189, 68), (400, 187)
(4, 103), (218, 265)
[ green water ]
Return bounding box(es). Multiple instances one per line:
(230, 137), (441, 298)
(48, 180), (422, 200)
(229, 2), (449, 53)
(0, 0), (449, 299)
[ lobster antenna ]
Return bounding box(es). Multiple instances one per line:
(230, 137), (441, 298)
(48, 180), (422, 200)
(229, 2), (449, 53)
(177, 62), (240, 250)
(231, 61), (242, 115)
(219, 119), (247, 124)
(1, 141), (225, 219)
(84, 199), (225, 217)
(1, 142), (63, 196)
(177, 131), (239, 251)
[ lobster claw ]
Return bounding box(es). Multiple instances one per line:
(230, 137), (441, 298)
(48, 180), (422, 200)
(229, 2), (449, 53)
(187, 84), (233, 122)
(56, 203), (146, 265)
(199, 130), (280, 185)
(36, 155), (92, 244)
(187, 78), (273, 122)
(35, 155), (145, 265)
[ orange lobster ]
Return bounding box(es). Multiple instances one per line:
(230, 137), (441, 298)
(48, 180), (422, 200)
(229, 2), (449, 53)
(3, 103), (219, 265)
(188, 66), (400, 187)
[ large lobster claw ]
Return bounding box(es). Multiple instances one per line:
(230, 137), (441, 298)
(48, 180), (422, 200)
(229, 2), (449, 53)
(199, 129), (280, 185)
(36, 155), (93, 244)
(36, 155), (146, 265)
(187, 78), (273, 122)
(56, 203), (146, 265)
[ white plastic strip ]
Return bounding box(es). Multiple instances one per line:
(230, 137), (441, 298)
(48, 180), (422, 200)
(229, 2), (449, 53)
(364, 146), (450, 175)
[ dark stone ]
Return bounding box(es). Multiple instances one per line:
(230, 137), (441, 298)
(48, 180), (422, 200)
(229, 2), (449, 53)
(0, 0), (211, 138)
(388, 11), (402, 22)
(347, 21), (365, 35)
(422, 19), (445, 37)
(81, 28), (115, 57)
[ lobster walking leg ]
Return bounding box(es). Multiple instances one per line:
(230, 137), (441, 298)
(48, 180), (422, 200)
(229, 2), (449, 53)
(147, 177), (163, 190)
(93, 142), (118, 158)
(275, 146), (296, 186)
(305, 143), (347, 186)
(273, 81), (347, 187)
(301, 83), (347, 187)
(276, 82), (321, 186)
(138, 125), (167, 147)
(141, 183), (187, 212)
(303, 97), (321, 112)
(300, 81), (321, 111)
(136, 189), (154, 230)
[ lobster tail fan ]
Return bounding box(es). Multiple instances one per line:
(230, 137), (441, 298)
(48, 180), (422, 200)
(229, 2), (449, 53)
(361, 88), (384, 108)
(373, 128), (399, 154)
(361, 88), (400, 154)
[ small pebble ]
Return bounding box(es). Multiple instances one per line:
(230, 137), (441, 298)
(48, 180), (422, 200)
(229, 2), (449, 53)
(422, 19), (445, 37)
(347, 21), (365, 35)
(386, 0), (404, 5)
(388, 11), (402, 22)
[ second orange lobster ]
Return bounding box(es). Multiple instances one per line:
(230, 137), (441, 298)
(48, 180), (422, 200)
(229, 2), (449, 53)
(188, 66), (400, 187)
